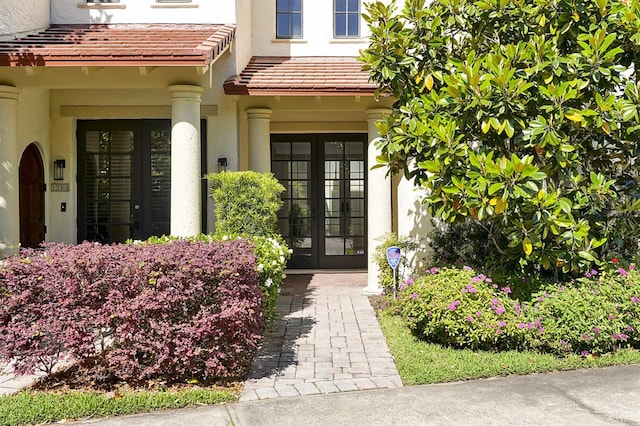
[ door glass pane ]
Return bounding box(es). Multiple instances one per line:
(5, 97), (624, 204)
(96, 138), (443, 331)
(111, 131), (134, 153)
(150, 129), (171, 237)
(271, 141), (313, 257)
(349, 217), (365, 236)
(323, 140), (365, 257)
(292, 180), (308, 198)
(271, 161), (289, 180)
(82, 129), (135, 243)
(111, 202), (131, 224)
(110, 225), (131, 244)
(111, 178), (132, 200)
(325, 237), (345, 255)
(110, 155), (133, 177)
(351, 237), (365, 255)
(272, 142), (291, 160)
(291, 161), (308, 179)
(325, 199), (341, 218)
(292, 142), (311, 159)
(325, 142), (343, 160)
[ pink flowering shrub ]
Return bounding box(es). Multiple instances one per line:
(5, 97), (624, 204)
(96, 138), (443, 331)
(529, 269), (640, 355)
(398, 267), (530, 350)
(0, 240), (263, 384)
(395, 266), (640, 356)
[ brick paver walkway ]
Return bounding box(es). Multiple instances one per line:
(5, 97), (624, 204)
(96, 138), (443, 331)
(240, 273), (403, 401)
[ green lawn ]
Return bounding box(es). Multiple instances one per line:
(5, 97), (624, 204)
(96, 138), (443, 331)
(379, 312), (640, 386)
(0, 387), (238, 426)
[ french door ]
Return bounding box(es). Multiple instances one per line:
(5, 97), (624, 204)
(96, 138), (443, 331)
(77, 120), (172, 243)
(271, 134), (367, 269)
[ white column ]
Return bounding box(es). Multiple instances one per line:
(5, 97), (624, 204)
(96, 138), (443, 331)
(169, 85), (203, 237)
(246, 108), (272, 172)
(0, 86), (20, 255)
(364, 108), (393, 295)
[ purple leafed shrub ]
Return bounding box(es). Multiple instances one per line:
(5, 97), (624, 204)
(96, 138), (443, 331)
(0, 240), (263, 384)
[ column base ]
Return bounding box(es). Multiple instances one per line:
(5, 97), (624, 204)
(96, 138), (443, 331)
(362, 283), (384, 296)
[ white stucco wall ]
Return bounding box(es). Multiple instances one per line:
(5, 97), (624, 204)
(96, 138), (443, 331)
(51, 0), (237, 24)
(251, 0), (372, 57)
(0, 0), (50, 39)
(233, 0), (254, 72)
(14, 88), (54, 243)
(396, 175), (432, 272)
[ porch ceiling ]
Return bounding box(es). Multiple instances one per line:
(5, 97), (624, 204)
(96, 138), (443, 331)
(223, 56), (378, 96)
(0, 24), (236, 67)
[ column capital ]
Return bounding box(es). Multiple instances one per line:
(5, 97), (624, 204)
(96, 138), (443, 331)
(246, 108), (273, 120)
(365, 108), (392, 121)
(168, 85), (204, 102)
(0, 85), (20, 102)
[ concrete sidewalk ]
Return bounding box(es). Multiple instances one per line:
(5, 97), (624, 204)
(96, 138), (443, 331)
(77, 364), (640, 425)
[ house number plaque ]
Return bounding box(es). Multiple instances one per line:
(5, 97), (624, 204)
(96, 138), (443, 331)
(51, 183), (70, 192)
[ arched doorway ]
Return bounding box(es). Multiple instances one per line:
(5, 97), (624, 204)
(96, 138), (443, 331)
(19, 143), (45, 249)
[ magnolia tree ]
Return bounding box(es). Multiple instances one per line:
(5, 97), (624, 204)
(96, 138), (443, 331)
(361, 0), (640, 277)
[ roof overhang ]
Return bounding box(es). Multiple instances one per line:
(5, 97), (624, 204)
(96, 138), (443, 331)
(0, 24), (236, 68)
(224, 56), (378, 96)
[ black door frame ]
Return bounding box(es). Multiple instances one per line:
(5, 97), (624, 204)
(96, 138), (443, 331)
(271, 133), (367, 269)
(77, 119), (207, 243)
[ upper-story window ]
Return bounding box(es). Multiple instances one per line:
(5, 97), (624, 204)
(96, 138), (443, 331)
(276, 0), (303, 39)
(334, 0), (359, 38)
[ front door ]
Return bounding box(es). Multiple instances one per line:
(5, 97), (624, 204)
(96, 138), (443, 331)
(19, 143), (46, 248)
(271, 134), (367, 269)
(77, 120), (173, 243)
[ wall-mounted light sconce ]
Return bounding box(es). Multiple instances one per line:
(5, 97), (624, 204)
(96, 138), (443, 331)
(217, 157), (228, 172)
(53, 159), (66, 181)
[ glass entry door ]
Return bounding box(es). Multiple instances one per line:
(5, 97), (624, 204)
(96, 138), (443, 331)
(271, 134), (367, 269)
(77, 120), (173, 243)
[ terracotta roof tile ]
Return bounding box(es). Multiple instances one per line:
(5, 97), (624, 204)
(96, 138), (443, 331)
(0, 24), (235, 67)
(223, 56), (378, 96)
